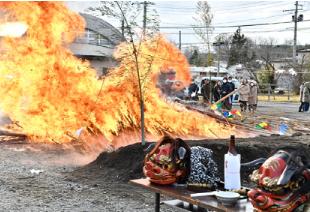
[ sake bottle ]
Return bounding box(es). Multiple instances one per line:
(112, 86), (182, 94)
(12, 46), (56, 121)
(224, 135), (241, 190)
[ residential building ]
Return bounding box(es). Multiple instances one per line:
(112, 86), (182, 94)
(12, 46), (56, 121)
(270, 58), (295, 90)
(190, 66), (229, 79)
(297, 48), (310, 63)
(70, 13), (125, 76)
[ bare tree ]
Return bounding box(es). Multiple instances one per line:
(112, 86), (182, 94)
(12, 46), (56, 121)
(255, 38), (277, 86)
(193, 1), (213, 66)
(302, 55), (310, 86)
(214, 33), (231, 63)
(287, 54), (307, 92)
(87, 1), (159, 40)
(88, 2), (161, 145)
(256, 38), (277, 66)
(114, 2), (160, 145)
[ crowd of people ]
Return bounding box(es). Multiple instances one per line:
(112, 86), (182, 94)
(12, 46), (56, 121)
(188, 76), (259, 112)
(237, 79), (259, 113)
(299, 82), (310, 112)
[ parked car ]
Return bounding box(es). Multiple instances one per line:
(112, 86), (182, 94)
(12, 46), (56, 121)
(274, 87), (286, 95)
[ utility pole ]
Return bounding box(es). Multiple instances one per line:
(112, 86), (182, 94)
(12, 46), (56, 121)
(178, 30), (181, 50)
(142, 1), (155, 36)
(213, 41), (225, 77)
(217, 45), (220, 77)
(293, 1), (298, 63)
(121, 18), (125, 37)
(143, 1), (147, 36)
(284, 1), (303, 63)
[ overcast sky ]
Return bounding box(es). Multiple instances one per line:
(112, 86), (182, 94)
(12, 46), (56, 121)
(66, 1), (310, 49)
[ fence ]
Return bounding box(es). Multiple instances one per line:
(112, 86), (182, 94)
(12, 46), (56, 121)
(258, 83), (295, 101)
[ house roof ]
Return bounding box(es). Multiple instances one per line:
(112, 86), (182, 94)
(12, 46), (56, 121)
(80, 13), (125, 45)
(190, 66), (228, 73)
(70, 43), (114, 57)
(70, 13), (125, 58)
(270, 57), (293, 63)
(297, 48), (310, 53)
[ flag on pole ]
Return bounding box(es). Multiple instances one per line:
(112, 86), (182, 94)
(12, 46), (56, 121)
(279, 123), (289, 135)
(256, 122), (272, 131)
(223, 111), (234, 119)
(211, 102), (223, 111)
(223, 111), (229, 118)
(230, 109), (242, 117)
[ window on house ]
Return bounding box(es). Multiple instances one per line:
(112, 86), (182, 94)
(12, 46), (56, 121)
(86, 29), (97, 44)
(74, 29), (113, 47)
(97, 34), (110, 46)
(102, 67), (108, 75)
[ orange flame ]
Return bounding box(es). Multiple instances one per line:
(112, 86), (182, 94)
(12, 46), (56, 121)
(0, 2), (245, 145)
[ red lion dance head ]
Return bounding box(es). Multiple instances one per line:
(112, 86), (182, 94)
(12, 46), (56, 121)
(143, 136), (191, 185)
(248, 150), (310, 212)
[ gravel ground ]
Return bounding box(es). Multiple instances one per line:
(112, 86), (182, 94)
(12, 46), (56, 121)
(0, 101), (309, 211)
(0, 134), (308, 211)
(0, 142), (178, 212)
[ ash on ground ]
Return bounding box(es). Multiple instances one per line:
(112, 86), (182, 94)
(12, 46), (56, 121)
(0, 102), (310, 211)
(0, 134), (308, 211)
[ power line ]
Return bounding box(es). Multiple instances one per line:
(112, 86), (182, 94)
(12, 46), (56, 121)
(156, 2), (288, 15)
(155, 3), (310, 30)
(156, 1), (268, 11)
(155, 19), (310, 29)
(162, 28), (304, 35)
(160, 13), (288, 26)
(212, 2), (289, 13)
(159, 9), (310, 28)
(167, 1), (282, 14)
(214, 14), (290, 25)
(211, 1), (282, 10)
(156, 6), (196, 10)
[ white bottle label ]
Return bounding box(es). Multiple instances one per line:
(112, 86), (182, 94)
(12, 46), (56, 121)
(224, 153), (241, 190)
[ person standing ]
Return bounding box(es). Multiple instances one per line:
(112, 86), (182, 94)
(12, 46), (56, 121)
(188, 79), (199, 100)
(201, 79), (211, 103)
(299, 82), (305, 112)
(228, 76), (235, 104)
(221, 77), (232, 110)
(238, 79), (250, 112)
(213, 81), (221, 102)
(248, 80), (258, 113)
(302, 82), (310, 112)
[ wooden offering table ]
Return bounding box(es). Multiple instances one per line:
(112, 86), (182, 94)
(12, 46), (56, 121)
(130, 178), (254, 212)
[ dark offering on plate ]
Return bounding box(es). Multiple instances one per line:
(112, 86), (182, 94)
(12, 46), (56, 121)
(187, 181), (250, 197)
(187, 182), (216, 192)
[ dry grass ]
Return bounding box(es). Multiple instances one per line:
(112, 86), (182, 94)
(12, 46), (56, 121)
(258, 95), (300, 102)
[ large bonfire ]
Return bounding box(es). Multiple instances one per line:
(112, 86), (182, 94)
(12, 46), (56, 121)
(0, 2), (242, 146)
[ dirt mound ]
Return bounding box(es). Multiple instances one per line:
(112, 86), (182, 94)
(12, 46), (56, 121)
(71, 134), (310, 186)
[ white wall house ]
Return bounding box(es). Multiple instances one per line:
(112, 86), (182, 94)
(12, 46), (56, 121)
(190, 66), (229, 79)
(70, 13), (125, 76)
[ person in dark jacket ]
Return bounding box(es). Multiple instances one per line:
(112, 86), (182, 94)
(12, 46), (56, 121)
(201, 79), (211, 103)
(302, 82), (310, 112)
(188, 80), (199, 100)
(299, 82), (305, 112)
(228, 76), (235, 104)
(221, 77), (232, 110)
(212, 81), (221, 102)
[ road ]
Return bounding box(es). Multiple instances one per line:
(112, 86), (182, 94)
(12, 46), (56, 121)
(251, 101), (310, 121)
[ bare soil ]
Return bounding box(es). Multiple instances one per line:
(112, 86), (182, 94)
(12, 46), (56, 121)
(0, 102), (309, 211)
(0, 133), (308, 211)
(73, 134), (310, 186)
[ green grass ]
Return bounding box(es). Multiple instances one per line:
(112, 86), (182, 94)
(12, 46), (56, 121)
(258, 95), (299, 102)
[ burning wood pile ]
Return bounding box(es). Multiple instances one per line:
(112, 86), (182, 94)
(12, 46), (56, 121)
(0, 2), (253, 147)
